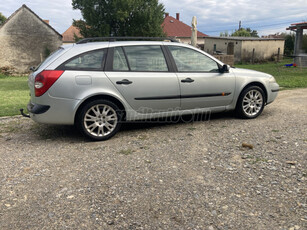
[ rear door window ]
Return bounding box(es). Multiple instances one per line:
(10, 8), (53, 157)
(123, 45), (168, 72)
(113, 47), (129, 71)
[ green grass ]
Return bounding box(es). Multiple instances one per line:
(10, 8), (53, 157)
(0, 74), (29, 117)
(235, 58), (307, 89)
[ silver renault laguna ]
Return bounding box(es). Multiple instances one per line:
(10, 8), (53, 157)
(23, 38), (279, 141)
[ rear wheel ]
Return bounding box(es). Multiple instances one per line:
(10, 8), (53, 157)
(236, 86), (265, 119)
(77, 99), (123, 141)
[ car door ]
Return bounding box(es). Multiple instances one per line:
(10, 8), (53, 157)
(105, 45), (180, 113)
(167, 45), (235, 110)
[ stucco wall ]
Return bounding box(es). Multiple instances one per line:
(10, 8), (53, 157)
(0, 7), (62, 74)
(241, 40), (285, 62)
(204, 38), (242, 62)
(204, 37), (285, 63)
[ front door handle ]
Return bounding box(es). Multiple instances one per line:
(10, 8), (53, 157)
(181, 78), (194, 83)
(116, 79), (133, 85)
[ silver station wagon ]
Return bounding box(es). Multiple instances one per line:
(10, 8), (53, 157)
(22, 37), (279, 141)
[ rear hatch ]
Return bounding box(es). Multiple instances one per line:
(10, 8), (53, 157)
(28, 45), (73, 102)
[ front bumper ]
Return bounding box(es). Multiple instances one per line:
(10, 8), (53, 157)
(267, 82), (279, 104)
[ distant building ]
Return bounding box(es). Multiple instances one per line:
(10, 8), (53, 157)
(0, 4), (62, 74)
(62, 25), (82, 44)
(261, 33), (284, 39)
(204, 36), (285, 63)
(62, 13), (208, 47)
(162, 13), (208, 48)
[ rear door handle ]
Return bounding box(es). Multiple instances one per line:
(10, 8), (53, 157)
(181, 78), (194, 83)
(116, 79), (133, 85)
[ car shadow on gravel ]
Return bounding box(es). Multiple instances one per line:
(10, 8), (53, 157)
(31, 124), (86, 142)
(30, 111), (236, 142)
(120, 111), (235, 132)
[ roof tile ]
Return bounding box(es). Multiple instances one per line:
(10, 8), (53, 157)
(162, 16), (207, 37)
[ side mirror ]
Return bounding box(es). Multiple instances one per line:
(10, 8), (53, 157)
(220, 64), (229, 73)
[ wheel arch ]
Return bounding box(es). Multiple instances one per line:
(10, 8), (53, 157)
(237, 82), (268, 106)
(74, 94), (126, 124)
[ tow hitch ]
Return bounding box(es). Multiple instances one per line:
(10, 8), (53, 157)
(20, 108), (30, 118)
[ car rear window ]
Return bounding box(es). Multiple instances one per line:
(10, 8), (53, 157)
(34, 47), (65, 71)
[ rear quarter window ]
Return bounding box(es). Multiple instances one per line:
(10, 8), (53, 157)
(58, 49), (107, 71)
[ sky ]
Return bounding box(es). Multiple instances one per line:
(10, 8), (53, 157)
(1, 0), (306, 36)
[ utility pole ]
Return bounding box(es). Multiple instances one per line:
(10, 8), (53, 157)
(239, 21), (241, 30)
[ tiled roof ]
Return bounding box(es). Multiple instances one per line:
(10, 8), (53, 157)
(62, 25), (82, 42)
(162, 16), (207, 38)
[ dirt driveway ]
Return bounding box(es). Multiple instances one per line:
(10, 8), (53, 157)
(0, 89), (306, 230)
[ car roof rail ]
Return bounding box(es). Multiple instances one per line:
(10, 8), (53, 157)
(76, 37), (179, 44)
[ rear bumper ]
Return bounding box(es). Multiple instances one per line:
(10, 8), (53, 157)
(27, 102), (50, 114)
(27, 97), (79, 125)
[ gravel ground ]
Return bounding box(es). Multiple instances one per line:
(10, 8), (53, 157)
(0, 89), (306, 230)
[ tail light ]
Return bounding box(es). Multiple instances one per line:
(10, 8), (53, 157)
(34, 70), (64, 97)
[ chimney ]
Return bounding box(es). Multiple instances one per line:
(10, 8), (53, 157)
(165, 13), (169, 18)
(176, 13), (180, 21)
(43, 20), (49, 24)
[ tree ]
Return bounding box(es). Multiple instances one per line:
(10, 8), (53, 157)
(246, 28), (259, 37)
(231, 27), (259, 37)
(220, 31), (229, 37)
(303, 34), (307, 53)
(72, 0), (165, 37)
(0, 12), (6, 25)
(282, 33), (295, 56)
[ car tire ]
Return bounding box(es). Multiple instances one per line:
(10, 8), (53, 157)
(236, 86), (265, 119)
(77, 99), (123, 141)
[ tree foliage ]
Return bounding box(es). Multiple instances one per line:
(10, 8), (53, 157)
(72, 0), (165, 37)
(220, 27), (259, 38)
(279, 33), (307, 56)
(231, 28), (259, 37)
(0, 12), (6, 25)
(282, 33), (295, 56)
(303, 34), (307, 53)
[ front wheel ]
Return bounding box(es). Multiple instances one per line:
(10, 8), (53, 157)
(236, 86), (265, 119)
(77, 100), (123, 141)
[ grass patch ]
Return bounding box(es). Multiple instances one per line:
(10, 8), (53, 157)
(0, 74), (29, 117)
(235, 58), (307, 89)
